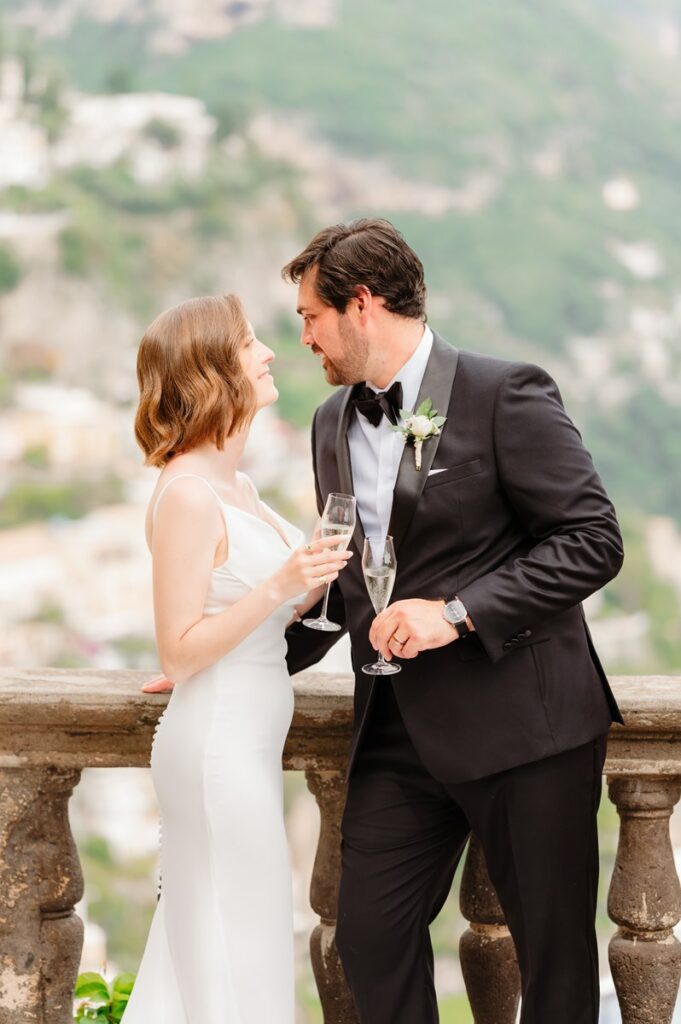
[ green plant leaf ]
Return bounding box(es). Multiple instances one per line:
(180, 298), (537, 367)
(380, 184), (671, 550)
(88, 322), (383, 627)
(110, 996), (130, 1022)
(111, 973), (135, 997)
(74, 1007), (109, 1023)
(74, 974), (110, 1002)
(415, 398), (432, 416)
(432, 416), (447, 426)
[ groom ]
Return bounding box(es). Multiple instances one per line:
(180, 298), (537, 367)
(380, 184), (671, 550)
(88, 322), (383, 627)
(283, 218), (624, 1024)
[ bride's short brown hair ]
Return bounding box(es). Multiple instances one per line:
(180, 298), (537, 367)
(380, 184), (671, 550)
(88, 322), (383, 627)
(134, 294), (256, 468)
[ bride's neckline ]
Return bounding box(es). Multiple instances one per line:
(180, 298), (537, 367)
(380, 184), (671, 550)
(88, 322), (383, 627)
(149, 473), (295, 554)
(219, 499), (294, 551)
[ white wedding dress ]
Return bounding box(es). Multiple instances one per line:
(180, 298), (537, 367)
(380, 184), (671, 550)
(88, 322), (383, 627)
(121, 473), (305, 1024)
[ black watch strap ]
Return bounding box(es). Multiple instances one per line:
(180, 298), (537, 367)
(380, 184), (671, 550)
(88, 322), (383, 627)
(455, 615), (471, 639)
(444, 597), (471, 638)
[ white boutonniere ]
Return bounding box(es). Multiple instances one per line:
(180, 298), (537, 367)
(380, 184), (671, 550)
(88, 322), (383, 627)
(393, 398), (447, 470)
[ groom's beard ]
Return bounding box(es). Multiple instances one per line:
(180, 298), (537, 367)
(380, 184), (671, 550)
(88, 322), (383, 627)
(319, 315), (370, 386)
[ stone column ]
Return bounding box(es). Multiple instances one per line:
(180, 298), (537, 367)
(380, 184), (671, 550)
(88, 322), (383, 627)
(305, 768), (358, 1024)
(459, 834), (521, 1024)
(0, 767), (84, 1024)
(608, 776), (681, 1024)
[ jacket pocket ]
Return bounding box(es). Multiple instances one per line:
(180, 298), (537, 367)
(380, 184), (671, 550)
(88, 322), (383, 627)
(424, 458), (483, 490)
(529, 639), (557, 745)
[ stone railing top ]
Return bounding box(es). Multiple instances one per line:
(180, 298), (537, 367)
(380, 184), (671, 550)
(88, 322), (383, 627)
(0, 669), (680, 773)
(0, 667), (354, 771)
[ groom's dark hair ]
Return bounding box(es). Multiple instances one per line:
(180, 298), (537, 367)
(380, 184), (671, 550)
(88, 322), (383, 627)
(282, 218), (427, 321)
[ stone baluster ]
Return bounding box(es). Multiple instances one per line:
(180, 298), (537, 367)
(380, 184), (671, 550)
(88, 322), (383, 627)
(608, 776), (681, 1024)
(305, 768), (358, 1024)
(0, 766), (84, 1024)
(459, 834), (521, 1024)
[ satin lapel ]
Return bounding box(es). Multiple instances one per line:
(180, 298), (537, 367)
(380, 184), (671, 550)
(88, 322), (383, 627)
(388, 333), (459, 551)
(334, 386), (366, 554)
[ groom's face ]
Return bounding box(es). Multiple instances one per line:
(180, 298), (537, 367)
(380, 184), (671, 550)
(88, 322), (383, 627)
(297, 269), (369, 386)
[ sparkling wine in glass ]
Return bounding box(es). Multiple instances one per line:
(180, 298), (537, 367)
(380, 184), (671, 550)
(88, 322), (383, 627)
(303, 493), (356, 632)
(362, 535), (401, 675)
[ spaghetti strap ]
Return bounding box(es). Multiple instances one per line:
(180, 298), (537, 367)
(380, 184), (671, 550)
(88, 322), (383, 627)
(151, 473), (226, 525)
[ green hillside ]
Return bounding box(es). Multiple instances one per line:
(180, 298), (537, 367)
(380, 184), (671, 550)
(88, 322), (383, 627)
(2, 0), (681, 530)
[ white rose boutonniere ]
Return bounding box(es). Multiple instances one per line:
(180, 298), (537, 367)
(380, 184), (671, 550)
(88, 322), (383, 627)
(393, 398), (447, 470)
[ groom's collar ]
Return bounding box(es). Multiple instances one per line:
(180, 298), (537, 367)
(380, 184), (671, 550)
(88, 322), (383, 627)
(335, 330), (460, 552)
(363, 324), (434, 413)
(387, 331), (459, 549)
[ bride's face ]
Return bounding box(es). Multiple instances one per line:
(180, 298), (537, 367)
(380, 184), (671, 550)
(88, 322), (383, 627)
(239, 323), (278, 409)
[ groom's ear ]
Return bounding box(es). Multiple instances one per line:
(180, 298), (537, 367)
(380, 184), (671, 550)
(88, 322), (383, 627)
(353, 284), (373, 320)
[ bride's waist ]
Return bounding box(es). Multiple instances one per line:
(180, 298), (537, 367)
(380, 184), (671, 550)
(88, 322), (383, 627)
(211, 627), (288, 665)
(177, 645), (290, 690)
(196, 602), (292, 659)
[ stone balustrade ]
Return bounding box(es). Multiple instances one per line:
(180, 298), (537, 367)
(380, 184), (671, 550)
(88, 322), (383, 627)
(0, 669), (680, 1023)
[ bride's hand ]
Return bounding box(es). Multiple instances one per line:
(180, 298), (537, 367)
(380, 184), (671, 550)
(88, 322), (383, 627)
(141, 674), (174, 693)
(272, 535), (352, 602)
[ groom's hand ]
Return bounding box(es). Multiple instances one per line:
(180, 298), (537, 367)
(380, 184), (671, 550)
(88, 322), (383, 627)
(370, 599), (458, 661)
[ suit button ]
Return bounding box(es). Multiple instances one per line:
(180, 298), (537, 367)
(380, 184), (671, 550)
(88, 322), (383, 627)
(511, 637), (520, 645)
(522, 629), (532, 638)
(503, 642), (513, 651)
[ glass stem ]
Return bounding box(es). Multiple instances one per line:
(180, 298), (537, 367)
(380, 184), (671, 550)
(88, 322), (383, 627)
(378, 652), (388, 667)
(320, 582), (332, 620)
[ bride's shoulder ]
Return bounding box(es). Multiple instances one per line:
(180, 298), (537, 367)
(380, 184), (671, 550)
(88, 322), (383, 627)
(236, 470), (259, 503)
(236, 471), (270, 519)
(151, 473), (221, 522)
(236, 469), (256, 488)
(145, 472), (224, 554)
(236, 472), (297, 534)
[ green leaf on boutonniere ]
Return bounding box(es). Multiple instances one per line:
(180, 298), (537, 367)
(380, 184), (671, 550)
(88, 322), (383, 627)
(415, 398), (433, 416)
(392, 396), (447, 467)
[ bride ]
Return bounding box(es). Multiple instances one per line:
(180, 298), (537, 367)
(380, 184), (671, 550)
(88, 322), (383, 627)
(123, 294), (352, 1023)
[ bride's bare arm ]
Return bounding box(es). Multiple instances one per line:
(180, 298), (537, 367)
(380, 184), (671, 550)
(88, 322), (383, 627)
(143, 579), (328, 692)
(152, 483), (351, 685)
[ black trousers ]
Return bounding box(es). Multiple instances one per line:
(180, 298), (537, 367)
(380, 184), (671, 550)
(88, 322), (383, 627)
(336, 680), (608, 1024)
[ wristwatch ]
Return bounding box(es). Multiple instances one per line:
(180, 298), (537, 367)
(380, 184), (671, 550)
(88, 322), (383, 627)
(442, 596), (471, 639)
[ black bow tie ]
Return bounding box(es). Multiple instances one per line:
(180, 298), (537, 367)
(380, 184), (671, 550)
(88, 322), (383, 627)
(353, 381), (404, 427)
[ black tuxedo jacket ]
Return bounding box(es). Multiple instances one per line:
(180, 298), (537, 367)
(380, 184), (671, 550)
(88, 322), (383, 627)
(286, 333), (624, 783)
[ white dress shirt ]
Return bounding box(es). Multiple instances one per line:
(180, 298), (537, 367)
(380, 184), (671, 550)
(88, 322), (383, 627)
(348, 325), (434, 541)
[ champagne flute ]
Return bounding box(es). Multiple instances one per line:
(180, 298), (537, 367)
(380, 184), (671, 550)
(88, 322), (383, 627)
(303, 492), (356, 632)
(361, 534), (401, 675)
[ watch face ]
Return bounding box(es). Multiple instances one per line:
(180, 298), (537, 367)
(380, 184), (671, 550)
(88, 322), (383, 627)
(445, 599), (466, 623)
